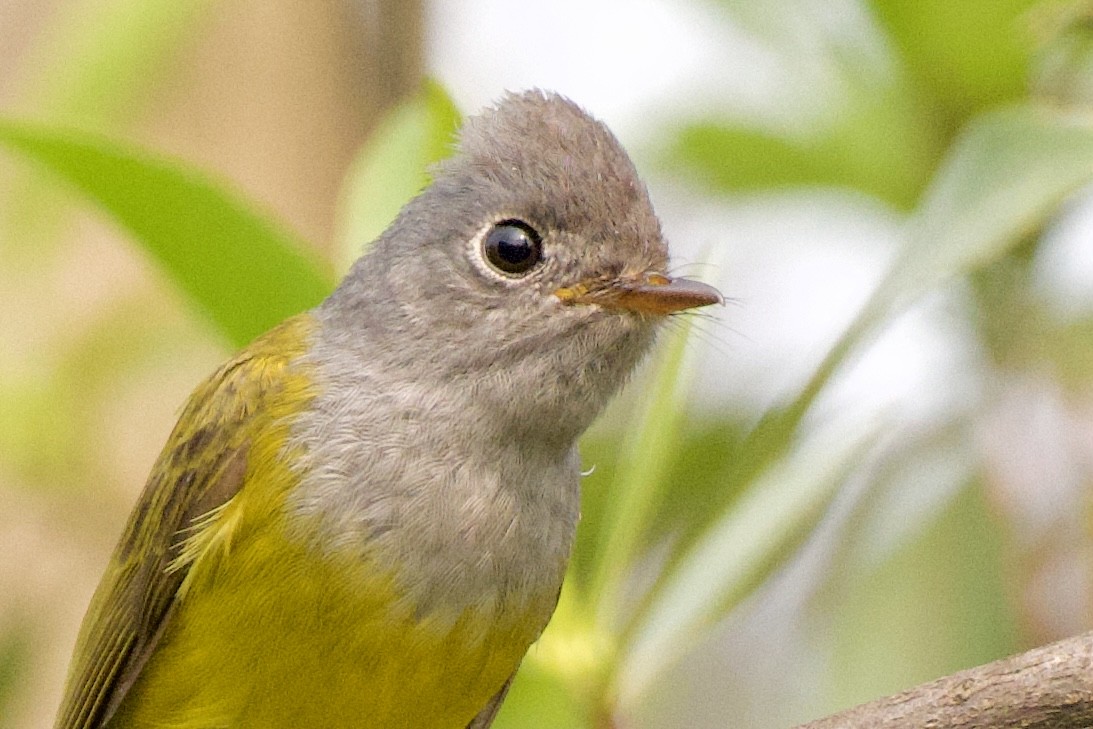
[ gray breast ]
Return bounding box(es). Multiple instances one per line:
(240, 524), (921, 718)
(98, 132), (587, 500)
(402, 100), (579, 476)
(282, 335), (582, 635)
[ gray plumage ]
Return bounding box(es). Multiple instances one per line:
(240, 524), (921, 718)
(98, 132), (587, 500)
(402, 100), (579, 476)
(289, 91), (670, 632)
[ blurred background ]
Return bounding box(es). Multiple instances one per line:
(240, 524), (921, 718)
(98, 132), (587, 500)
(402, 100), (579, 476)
(2, 1), (1093, 727)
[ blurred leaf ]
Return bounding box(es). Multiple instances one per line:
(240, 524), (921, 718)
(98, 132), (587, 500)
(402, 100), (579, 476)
(668, 3), (942, 208)
(722, 102), (1093, 512)
(971, 250), (1093, 389)
(832, 417), (979, 574)
(567, 433), (623, 591)
(0, 119), (332, 346)
(4, 0), (217, 256)
(336, 79), (460, 272)
(0, 625), (30, 729)
(1029, 0), (1093, 106)
(826, 480), (1019, 709)
(1049, 316), (1093, 388)
(868, 0), (1037, 119)
(499, 580), (611, 728)
(13, 0), (215, 124)
(585, 315), (708, 630)
(617, 418), (884, 705)
(646, 419), (750, 545)
(668, 86), (937, 209)
(594, 98), (1093, 720)
(885, 104), (1093, 303)
(492, 653), (588, 729)
(970, 254), (1047, 370)
(671, 124), (845, 190)
(0, 292), (215, 492)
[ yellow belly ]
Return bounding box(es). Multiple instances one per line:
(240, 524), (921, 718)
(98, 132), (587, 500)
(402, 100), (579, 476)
(109, 516), (551, 729)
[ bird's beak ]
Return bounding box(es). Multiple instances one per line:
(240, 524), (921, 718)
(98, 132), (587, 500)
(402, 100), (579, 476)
(554, 271), (723, 315)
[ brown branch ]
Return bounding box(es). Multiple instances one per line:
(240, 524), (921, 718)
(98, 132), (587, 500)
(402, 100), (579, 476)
(793, 631), (1093, 729)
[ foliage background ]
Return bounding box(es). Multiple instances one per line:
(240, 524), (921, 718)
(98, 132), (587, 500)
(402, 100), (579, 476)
(2, 1), (1093, 728)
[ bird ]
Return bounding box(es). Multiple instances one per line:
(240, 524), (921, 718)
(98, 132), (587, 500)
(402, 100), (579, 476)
(53, 89), (723, 729)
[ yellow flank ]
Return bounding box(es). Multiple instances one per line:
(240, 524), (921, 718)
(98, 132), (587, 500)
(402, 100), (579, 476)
(63, 313), (542, 729)
(114, 523), (537, 728)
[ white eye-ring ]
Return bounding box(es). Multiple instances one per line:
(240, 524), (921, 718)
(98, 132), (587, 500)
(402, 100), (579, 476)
(471, 218), (544, 279)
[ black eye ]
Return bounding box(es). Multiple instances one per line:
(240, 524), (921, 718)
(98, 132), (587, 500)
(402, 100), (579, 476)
(482, 220), (543, 276)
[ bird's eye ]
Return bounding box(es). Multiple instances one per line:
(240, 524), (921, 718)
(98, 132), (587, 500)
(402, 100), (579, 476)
(482, 220), (543, 276)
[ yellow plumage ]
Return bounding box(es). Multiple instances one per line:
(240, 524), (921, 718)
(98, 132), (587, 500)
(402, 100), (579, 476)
(57, 315), (542, 728)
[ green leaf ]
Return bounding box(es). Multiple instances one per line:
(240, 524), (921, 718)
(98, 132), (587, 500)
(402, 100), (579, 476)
(335, 79), (461, 272)
(643, 419), (750, 548)
(827, 480), (1019, 709)
(617, 418), (884, 706)
(0, 119), (333, 346)
(638, 102), (1093, 698)
(0, 624), (30, 724)
(667, 93), (936, 209)
(665, 5), (942, 209)
(492, 652), (588, 729)
(868, 0), (1036, 118)
(3, 0), (218, 256)
(810, 104), (1093, 429)
(585, 313), (708, 630)
(708, 102), (1093, 539)
(884, 104), (1093, 302)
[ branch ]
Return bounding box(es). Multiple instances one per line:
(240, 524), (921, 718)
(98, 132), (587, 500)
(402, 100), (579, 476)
(793, 631), (1093, 729)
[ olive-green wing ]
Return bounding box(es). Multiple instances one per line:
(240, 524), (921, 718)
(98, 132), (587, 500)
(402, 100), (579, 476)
(467, 674), (515, 729)
(53, 315), (315, 729)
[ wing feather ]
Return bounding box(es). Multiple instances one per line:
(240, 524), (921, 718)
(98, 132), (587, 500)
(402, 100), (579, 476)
(53, 315), (315, 729)
(466, 673), (516, 729)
